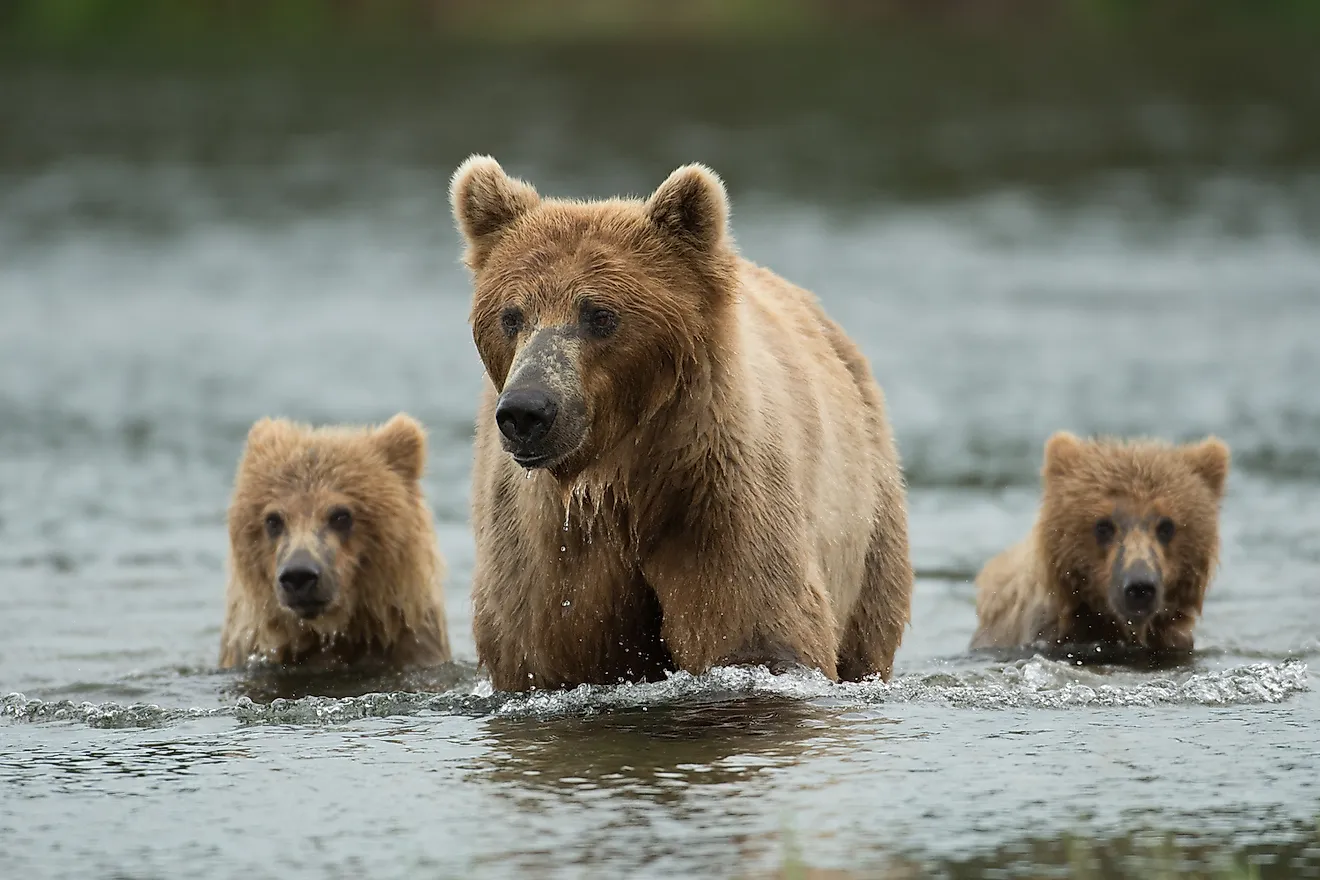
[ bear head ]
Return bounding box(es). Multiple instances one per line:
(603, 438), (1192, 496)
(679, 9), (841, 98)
(228, 414), (428, 635)
(450, 155), (739, 479)
(1038, 432), (1230, 641)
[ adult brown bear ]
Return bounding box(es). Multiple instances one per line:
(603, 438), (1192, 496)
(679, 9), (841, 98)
(452, 157), (912, 691)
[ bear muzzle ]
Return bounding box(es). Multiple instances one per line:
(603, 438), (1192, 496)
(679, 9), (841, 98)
(496, 388), (559, 459)
(1110, 559), (1163, 626)
(276, 547), (337, 620)
(496, 327), (589, 470)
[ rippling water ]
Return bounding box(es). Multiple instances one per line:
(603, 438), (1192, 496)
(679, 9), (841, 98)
(2, 48), (1319, 878)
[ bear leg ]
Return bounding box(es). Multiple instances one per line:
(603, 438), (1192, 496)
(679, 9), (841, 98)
(836, 512), (913, 682)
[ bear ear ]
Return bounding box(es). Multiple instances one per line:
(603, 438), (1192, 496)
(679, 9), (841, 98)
(375, 413), (427, 483)
(1042, 431), (1085, 480)
(645, 163), (729, 253)
(1184, 436), (1230, 497)
(449, 155), (540, 272)
(245, 417), (290, 449)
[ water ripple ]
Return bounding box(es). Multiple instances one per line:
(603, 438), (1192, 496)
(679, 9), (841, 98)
(0, 697), (227, 729)
(2, 658), (1307, 730)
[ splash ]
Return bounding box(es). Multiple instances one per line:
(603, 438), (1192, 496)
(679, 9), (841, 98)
(0, 695), (228, 729)
(870, 657), (1313, 709)
(2, 658), (1307, 730)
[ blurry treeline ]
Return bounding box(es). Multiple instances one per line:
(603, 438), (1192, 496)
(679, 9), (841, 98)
(2, 0), (1318, 206)
(3, 0), (1320, 54)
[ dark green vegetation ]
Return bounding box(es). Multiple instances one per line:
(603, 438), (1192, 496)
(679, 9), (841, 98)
(3, 10), (1319, 211)
(4, 0), (1320, 49)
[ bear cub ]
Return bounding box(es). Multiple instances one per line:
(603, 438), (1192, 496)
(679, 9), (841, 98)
(972, 431), (1230, 653)
(219, 414), (451, 669)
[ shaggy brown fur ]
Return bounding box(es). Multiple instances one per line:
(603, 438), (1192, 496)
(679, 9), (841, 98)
(972, 432), (1230, 652)
(219, 414), (451, 669)
(452, 156), (913, 692)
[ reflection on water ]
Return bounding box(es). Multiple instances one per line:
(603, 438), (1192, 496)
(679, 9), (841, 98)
(744, 825), (1320, 880)
(472, 698), (865, 877)
(225, 659), (477, 703)
(933, 826), (1320, 880)
(478, 697), (843, 799)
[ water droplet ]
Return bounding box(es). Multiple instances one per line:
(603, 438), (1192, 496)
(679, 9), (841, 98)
(560, 545), (567, 553)
(525, 470), (533, 480)
(562, 600), (571, 608)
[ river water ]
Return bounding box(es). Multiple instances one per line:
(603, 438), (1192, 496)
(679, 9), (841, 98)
(1, 48), (1318, 878)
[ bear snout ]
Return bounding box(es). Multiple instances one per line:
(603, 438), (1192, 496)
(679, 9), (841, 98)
(496, 388), (559, 452)
(494, 327), (588, 469)
(1113, 562), (1162, 623)
(277, 550), (331, 618)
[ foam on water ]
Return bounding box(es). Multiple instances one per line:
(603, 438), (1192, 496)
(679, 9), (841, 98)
(2, 658), (1308, 730)
(0, 697), (228, 729)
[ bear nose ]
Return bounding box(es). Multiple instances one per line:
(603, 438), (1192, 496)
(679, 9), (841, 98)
(495, 389), (558, 447)
(278, 563), (320, 597)
(1122, 580), (1158, 613)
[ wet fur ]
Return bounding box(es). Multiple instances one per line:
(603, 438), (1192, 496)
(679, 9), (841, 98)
(972, 433), (1230, 652)
(219, 415), (451, 669)
(454, 156), (914, 691)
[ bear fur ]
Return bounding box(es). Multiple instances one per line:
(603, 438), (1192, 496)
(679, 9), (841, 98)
(219, 414), (451, 669)
(451, 156), (913, 691)
(971, 432), (1230, 652)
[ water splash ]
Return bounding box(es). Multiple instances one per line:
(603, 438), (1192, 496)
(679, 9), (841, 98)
(3, 658), (1306, 730)
(870, 657), (1312, 709)
(0, 695), (228, 729)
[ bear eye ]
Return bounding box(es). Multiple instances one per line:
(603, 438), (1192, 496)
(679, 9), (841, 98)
(264, 512), (284, 539)
(499, 307), (524, 339)
(581, 303), (619, 339)
(327, 507), (353, 534)
(1156, 517), (1176, 544)
(1094, 517), (1116, 545)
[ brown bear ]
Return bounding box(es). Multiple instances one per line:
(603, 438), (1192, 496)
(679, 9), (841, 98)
(971, 432), (1230, 652)
(450, 156), (913, 692)
(219, 414), (451, 669)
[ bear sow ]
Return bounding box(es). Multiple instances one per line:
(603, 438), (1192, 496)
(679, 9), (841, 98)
(452, 156), (914, 692)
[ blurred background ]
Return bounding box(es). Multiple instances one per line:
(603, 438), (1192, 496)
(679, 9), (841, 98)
(3, 3), (1320, 878)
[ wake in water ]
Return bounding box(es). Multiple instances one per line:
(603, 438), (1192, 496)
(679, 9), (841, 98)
(1, 656), (1309, 729)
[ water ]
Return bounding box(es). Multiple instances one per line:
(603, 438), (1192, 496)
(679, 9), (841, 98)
(2, 46), (1320, 878)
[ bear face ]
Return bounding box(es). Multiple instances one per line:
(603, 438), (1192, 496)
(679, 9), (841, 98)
(1038, 432), (1230, 641)
(223, 413), (446, 664)
(452, 156), (737, 479)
